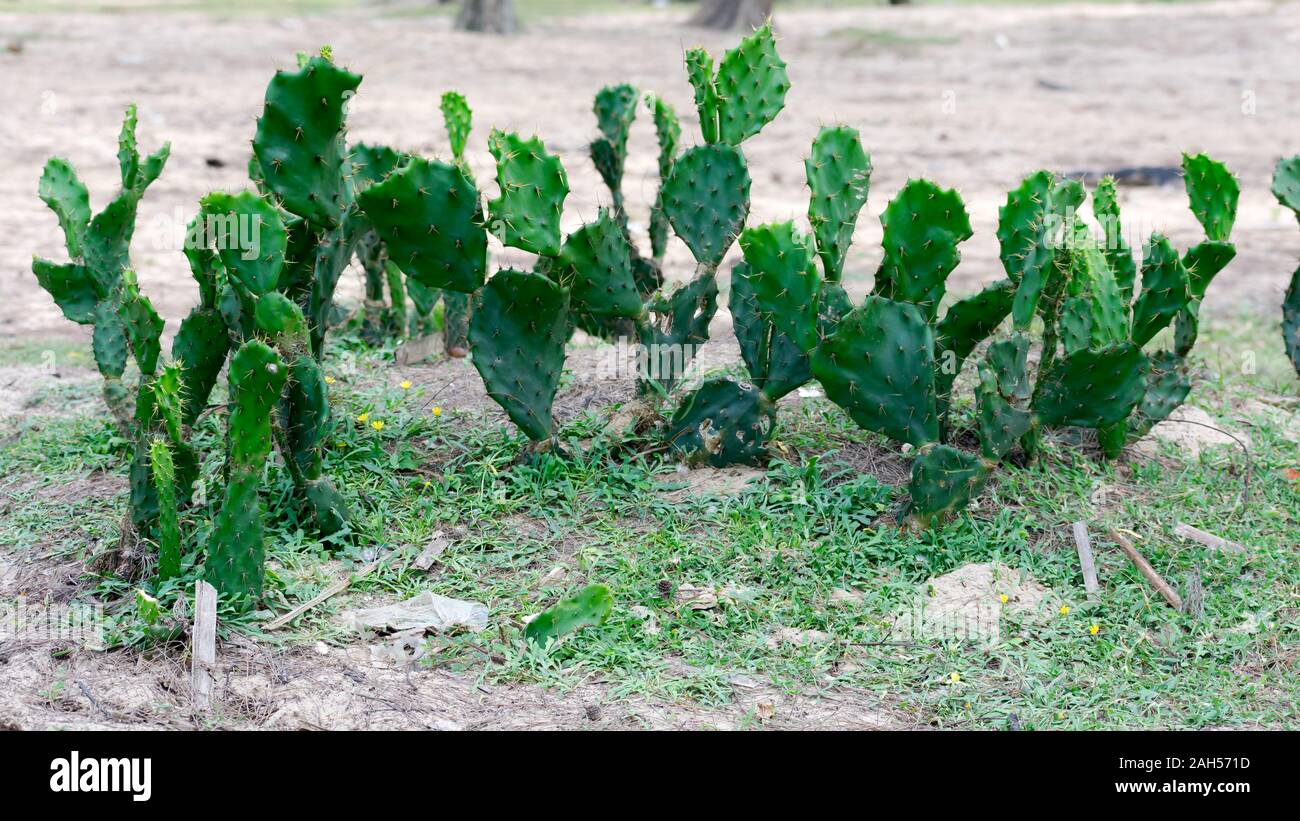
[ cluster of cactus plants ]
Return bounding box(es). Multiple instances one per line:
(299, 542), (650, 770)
(33, 26), (1286, 618)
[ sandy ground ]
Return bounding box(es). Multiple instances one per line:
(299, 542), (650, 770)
(3, 1), (1300, 730)
(3, 0), (1300, 347)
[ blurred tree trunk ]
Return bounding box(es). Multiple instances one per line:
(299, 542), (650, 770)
(688, 0), (773, 31)
(456, 0), (519, 34)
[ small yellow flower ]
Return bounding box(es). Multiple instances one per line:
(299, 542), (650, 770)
(1089, 623), (1100, 636)
(949, 672), (961, 683)
(400, 380), (412, 390)
(1056, 711), (1066, 721)
(335, 440), (347, 448)
(370, 420), (385, 431)
(356, 412), (369, 424)
(1059, 605), (1070, 616)
(431, 406), (443, 418)
(422, 480), (431, 489)
(999, 594), (1008, 604)
(324, 376), (336, 385)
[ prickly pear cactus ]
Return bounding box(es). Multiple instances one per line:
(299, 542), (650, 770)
(149, 439), (181, 581)
(207, 341), (288, 603)
(469, 270), (570, 442)
(687, 24), (789, 147)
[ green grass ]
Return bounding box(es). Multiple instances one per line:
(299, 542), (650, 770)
(0, 307), (1296, 728)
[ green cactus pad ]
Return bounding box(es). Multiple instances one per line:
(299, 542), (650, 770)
(1282, 267), (1300, 376)
(1131, 234), (1190, 347)
(440, 91), (473, 161)
(667, 378), (774, 467)
(252, 54), (361, 228)
(591, 84), (638, 196)
(555, 209), (643, 320)
(1058, 296), (1092, 356)
(908, 445), (990, 528)
(117, 105), (170, 195)
(91, 300), (129, 379)
(1182, 153), (1238, 241)
(1181, 240), (1236, 300)
(350, 142), (408, 189)
(487, 130), (569, 257)
(442, 290), (471, 353)
(150, 362), (184, 445)
(878, 179), (972, 319)
(1034, 342), (1147, 429)
(32, 259), (99, 324)
(356, 157), (488, 293)
(118, 272), (164, 376)
(684, 48), (721, 144)
(255, 291), (308, 339)
(207, 340), (288, 603)
(714, 23), (790, 146)
(661, 144), (751, 268)
(1091, 176), (1139, 305)
(812, 295), (939, 447)
(172, 307), (229, 426)
(199, 191), (287, 296)
(999, 170), (1055, 285)
(149, 439), (181, 580)
(805, 126), (871, 283)
(738, 221), (821, 354)
(1127, 350), (1193, 439)
(470, 270), (569, 441)
(82, 192), (138, 293)
(649, 94), (681, 262)
(1272, 155), (1300, 221)
(38, 158), (91, 258)
(525, 584), (614, 647)
(729, 261), (809, 401)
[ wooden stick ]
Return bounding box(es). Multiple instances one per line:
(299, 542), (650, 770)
(1109, 530), (1182, 610)
(1172, 521), (1248, 554)
(264, 561), (377, 631)
(1072, 522), (1100, 597)
(191, 581), (217, 711)
(412, 530), (450, 572)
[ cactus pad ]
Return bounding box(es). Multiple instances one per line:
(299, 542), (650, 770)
(1127, 350), (1193, 439)
(1182, 153), (1238, 241)
(470, 270), (569, 441)
(487, 130), (569, 257)
(252, 54), (360, 228)
(812, 295), (939, 447)
(207, 341), (288, 603)
(729, 261), (810, 401)
(1283, 267), (1300, 377)
(908, 445), (990, 528)
(661, 144), (751, 268)
(555, 209), (643, 320)
(440, 91), (473, 161)
(1131, 234), (1190, 347)
(684, 48), (721, 144)
(356, 157), (488, 293)
(805, 126), (871, 283)
(1034, 342), (1147, 429)
(738, 221), (821, 354)
(199, 191), (287, 296)
(667, 378), (774, 467)
(39, 158), (91, 258)
(878, 179), (972, 319)
(1272, 155), (1300, 222)
(714, 24), (790, 146)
